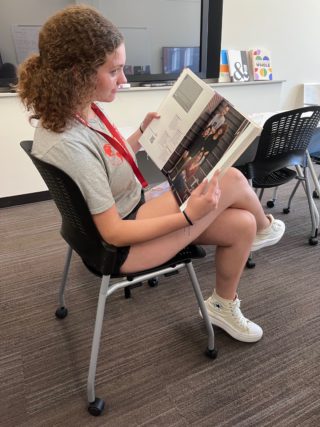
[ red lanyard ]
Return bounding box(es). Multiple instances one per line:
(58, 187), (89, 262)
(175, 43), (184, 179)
(75, 103), (148, 188)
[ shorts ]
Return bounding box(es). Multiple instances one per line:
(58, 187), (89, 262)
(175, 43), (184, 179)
(113, 191), (145, 275)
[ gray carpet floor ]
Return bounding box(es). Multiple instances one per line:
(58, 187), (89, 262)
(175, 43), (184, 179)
(1, 181), (320, 426)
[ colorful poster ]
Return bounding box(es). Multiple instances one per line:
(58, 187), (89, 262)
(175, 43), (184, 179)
(250, 49), (272, 81)
(218, 49), (231, 82)
(227, 50), (250, 82)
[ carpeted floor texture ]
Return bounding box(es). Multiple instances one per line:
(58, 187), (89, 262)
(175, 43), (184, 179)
(1, 181), (319, 426)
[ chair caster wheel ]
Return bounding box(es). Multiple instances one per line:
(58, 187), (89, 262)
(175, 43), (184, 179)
(283, 208), (290, 214)
(246, 259), (256, 269)
(88, 397), (105, 416)
(309, 237), (318, 246)
(206, 347), (218, 359)
(313, 190), (319, 199)
(55, 306), (68, 319)
(124, 287), (131, 299)
(266, 200), (275, 208)
(148, 277), (159, 287)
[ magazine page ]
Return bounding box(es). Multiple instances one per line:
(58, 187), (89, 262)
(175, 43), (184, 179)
(162, 91), (224, 174)
(167, 98), (261, 209)
(139, 68), (214, 170)
(139, 67), (261, 210)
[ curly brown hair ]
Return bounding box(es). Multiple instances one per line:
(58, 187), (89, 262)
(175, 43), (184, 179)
(17, 5), (124, 133)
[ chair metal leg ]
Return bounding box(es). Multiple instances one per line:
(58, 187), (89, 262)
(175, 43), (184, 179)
(258, 188), (265, 201)
(87, 261), (217, 415)
(285, 177), (301, 212)
(246, 179), (257, 267)
(87, 274), (110, 415)
(295, 165), (319, 244)
(302, 166), (319, 244)
(266, 187), (279, 208)
(55, 246), (73, 319)
(307, 150), (320, 198)
(185, 262), (217, 358)
(285, 160), (319, 243)
(58, 245), (72, 307)
(246, 253), (256, 268)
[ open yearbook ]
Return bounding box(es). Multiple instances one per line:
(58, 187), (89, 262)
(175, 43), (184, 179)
(139, 68), (262, 210)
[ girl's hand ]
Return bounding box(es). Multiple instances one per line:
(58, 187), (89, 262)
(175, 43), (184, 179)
(128, 112), (160, 153)
(140, 112), (160, 132)
(185, 171), (221, 222)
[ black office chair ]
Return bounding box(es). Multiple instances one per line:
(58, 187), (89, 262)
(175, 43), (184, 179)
(20, 140), (217, 417)
(237, 106), (320, 245)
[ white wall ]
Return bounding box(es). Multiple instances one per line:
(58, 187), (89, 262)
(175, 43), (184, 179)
(221, 0), (320, 109)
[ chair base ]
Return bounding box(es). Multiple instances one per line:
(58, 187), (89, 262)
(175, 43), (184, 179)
(55, 306), (68, 319)
(88, 397), (105, 416)
(206, 347), (218, 359)
(246, 256), (255, 269)
(309, 235), (318, 246)
(55, 245), (213, 417)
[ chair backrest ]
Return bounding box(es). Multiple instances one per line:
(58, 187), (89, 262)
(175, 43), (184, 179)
(20, 140), (117, 275)
(250, 106), (320, 177)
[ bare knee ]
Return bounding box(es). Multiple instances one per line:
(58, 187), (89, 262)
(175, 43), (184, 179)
(198, 207), (257, 248)
(235, 210), (257, 243)
(222, 167), (249, 188)
(218, 167), (256, 211)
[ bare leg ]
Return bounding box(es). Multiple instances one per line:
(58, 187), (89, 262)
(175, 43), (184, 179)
(123, 207), (255, 298)
(193, 208), (256, 300)
(120, 168), (272, 342)
(214, 168), (270, 232)
(121, 167), (265, 286)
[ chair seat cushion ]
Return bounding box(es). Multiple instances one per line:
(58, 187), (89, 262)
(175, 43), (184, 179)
(253, 167), (297, 188)
(83, 244), (206, 279)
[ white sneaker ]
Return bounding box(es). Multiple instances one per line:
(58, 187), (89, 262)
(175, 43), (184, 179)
(251, 214), (285, 252)
(200, 290), (263, 343)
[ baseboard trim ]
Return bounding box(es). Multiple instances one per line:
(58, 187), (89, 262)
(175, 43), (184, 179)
(0, 191), (52, 208)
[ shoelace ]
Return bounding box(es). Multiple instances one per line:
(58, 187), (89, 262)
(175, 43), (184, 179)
(257, 218), (282, 237)
(231, 299), (250, 330)
(271, 221), (282, 231)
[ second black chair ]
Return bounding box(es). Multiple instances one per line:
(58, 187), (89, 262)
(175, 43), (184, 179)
(238, 106), (320, 245)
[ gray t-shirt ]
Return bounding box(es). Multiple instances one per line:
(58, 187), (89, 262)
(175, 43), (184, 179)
(32, 117), (142, 217)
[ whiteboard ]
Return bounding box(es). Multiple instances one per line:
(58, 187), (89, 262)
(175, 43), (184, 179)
(11, 25), (41, 63)
(119, 26), (151, 66)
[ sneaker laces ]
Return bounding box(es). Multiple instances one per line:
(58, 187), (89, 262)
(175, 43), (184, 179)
(231, 299), (250, 330)
(259, 215), (281, 235)
(271, 220), (283, 231)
